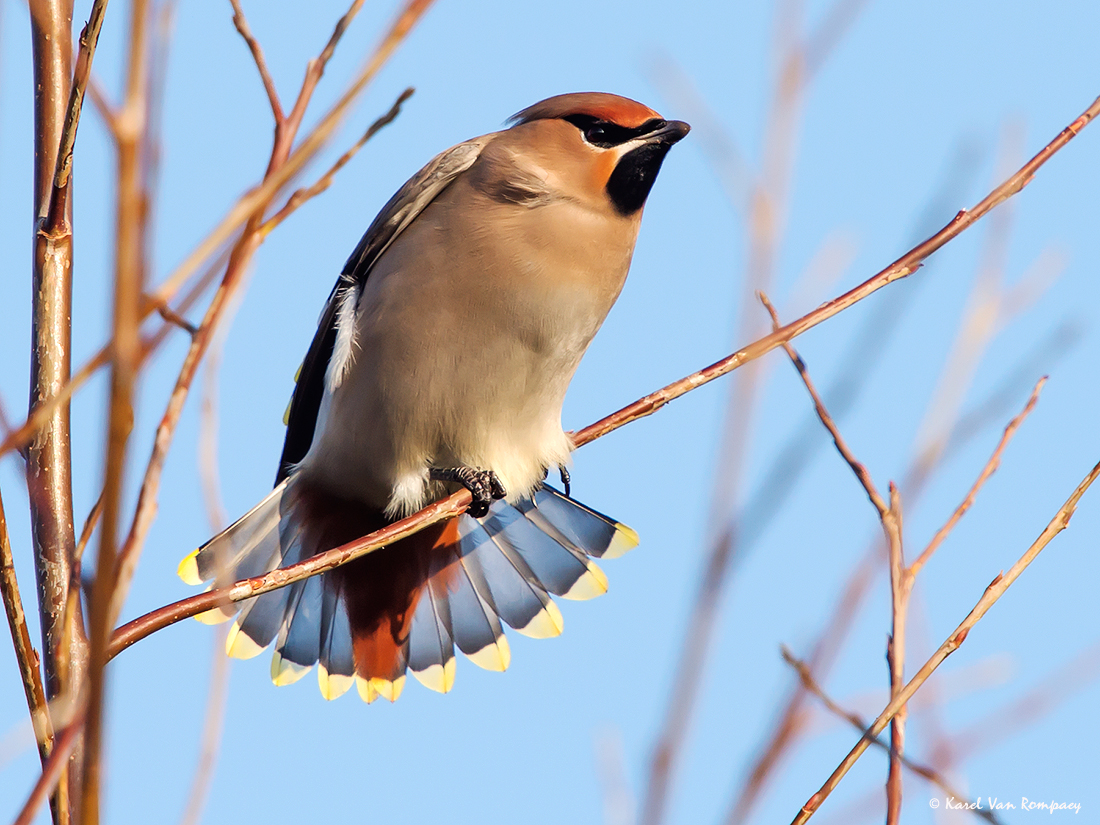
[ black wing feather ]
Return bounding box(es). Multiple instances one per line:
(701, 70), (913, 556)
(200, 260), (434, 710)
(276, 281), (342, 484)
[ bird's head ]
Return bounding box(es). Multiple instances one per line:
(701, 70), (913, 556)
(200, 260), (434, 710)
(506, 92), (690, 217)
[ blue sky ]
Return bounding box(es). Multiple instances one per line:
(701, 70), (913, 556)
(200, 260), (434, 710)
(2, 1), (1099, 823)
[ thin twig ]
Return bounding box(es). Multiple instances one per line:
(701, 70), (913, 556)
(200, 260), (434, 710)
(260, 86), (415, 237)
(759, 293), (889, 519)
(790, 457), (1100, 824)
(884, 484), (908, 825)
(780, 647), (1001, 825)
(13, 711), (84, 825)
(227, 0), (283, 122)
(284, 0), (366, 136)
(909, 378), (1045, 577)
(45, 0), (112, 229)
(0, 483), (56, 765)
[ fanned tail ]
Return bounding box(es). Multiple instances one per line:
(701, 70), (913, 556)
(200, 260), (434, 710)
(179, 483), (638, 702)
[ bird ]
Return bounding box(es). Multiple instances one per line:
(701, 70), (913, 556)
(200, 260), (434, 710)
(178, 92), (690, 703)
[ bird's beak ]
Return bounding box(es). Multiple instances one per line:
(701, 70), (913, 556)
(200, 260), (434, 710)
(642, 119), (691, 146)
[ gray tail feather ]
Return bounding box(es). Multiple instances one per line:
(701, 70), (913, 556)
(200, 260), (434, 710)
(179, 483), (639, 702)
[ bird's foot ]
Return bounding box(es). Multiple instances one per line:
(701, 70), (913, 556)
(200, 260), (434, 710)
(430, 466), (506, 518)
(558, 465), (571, 497)
(541, 465), (572, 497)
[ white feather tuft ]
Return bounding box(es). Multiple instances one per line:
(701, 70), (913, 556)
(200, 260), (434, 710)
(326, 282), (361, 392)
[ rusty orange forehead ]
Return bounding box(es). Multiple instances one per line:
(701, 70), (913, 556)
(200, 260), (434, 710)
(510, 92), (661, 128)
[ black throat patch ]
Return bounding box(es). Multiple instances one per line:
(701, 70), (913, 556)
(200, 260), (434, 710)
(606, 142), (675, 216)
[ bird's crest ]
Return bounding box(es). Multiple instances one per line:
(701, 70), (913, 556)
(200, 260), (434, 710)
(510, 92), (661, 129)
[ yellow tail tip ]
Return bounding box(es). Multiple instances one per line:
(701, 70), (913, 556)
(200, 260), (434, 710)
(177, 549), (203, 585)
(604, 523), (640, 559)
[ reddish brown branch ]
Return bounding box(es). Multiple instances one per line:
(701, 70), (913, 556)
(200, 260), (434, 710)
(0, 483), (56, 765)
(261, 86), (414, 237)
(760, 292), (909, 822)
(46, 0), (111, 229)
(884, 484), (908, 825)
(13, 712), (85, 825)
(759, 293), (889, 519)
(28, 2), (83, 820)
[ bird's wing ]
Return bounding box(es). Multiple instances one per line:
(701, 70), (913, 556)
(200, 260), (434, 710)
(275, 136), (493, 484)
(342, 136), (491, 284)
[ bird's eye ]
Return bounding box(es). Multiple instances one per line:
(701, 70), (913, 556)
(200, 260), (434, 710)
(585, 125), (607, 143)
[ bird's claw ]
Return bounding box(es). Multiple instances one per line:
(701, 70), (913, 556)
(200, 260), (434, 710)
(430, 466), (506, 518)
(558, 465), (571, 497)
(540, 465), (572, 497)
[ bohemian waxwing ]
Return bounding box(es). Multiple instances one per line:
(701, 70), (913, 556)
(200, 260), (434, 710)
(179, 92), (690, 702)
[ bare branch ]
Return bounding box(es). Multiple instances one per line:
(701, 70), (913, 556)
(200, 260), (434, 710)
(284, 0), (366, 135)
(790, 457), (1100, 824)
(28, 1), (83, 818)
(760, 291), (909, 822)
(758, 292), (889, 519)
(80, 0), (151, 820)
(46, 0), (112, 229)
(261, 87), (414, 237)
(909, 378), (1045, 578)
(781, 647), (1001, 825)
(1, 483), (56, 765)
(13, 711), (84, 825)
(228, 0), (284, 122)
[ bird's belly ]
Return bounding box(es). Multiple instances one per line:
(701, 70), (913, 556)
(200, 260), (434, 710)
(302, 266), (602, 515)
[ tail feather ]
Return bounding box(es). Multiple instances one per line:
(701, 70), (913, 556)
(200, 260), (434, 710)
(181, 482), (637, 702)
(407, 555), (457, 693)
(446, 546), (511, 672)
(272, 572), (325, 685)
(226, 519), (307, 659)
(461, 518), (563, 638)
(317, 581), (356, 700)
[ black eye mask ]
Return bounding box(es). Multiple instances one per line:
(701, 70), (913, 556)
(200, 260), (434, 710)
(562, 114), (668, 148)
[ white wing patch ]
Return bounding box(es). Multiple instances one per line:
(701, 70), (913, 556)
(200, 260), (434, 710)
(326, 281), (361, 392)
